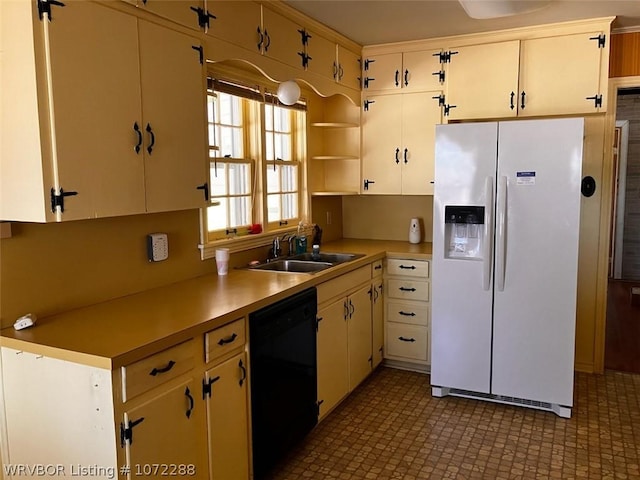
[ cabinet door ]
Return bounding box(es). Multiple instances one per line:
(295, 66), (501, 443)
(401, 92), (441, 194)
(206, 1), (262, 54)
(135, 0), (203, 31)
(205, 353), (250, 480)
(338, 45), (362, 90)
(347, 285), (373, 390)
(372, 280), (384, 368)
(403, 50), (444, 92)
(47, 1), (146, 219)
(361, 94), (402, 194)
(446, 41), (520, 120)
(518, 33), (605, 116)
(123, 379), (207, 478)
(317, 299), (349, 419)
(306, 30), (338, 80)
(138, 20), (207, 213)
(262, 6), (304, 68)
(363, 52), (402, 91)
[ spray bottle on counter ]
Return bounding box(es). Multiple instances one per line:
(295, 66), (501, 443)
(296, 221), (307, 253)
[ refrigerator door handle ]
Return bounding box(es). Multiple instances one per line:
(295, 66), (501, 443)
(483, 176), (494, 291)
(496, 175), (508, 292)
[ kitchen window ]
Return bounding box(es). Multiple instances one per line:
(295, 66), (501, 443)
(201, 76), (307, 253)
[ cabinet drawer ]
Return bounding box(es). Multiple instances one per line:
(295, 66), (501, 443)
(122, 340), (195, 402)
(205, 318), (246, 364)
(386, 279), (430, 301)
(386, 301), (429, 326)
(386, 259), (429, 278)
(371, 260), (383, 278)
(317, 265), (371, 305)
(385, 323), (428, 361)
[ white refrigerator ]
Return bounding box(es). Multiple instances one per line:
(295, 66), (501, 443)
(430, 118), (584, 418)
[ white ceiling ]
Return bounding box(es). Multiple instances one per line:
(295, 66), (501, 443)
(283, 0), (640, 46)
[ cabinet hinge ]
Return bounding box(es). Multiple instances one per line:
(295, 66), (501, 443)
(202, 376), (220, 399)
(433, 50), (458, 63)
(363, 77), (375, 89)
(298, 28), (312, 46)
(586, 94), (603, 108)
(432, 94), (446, 107)
(316, 399), (324, 416)
(50, 187), (77, 213)
(363, 179), (375, 191)
(298, 51), (312, 69)
(363, 99), (375, 111)
(120, 417), (144, 447)
(316, 316), (323, 332)
(589, 34), (606, 48)
(190, 6), (216, 30)
(443, 104), (457, 116)
(432, 70), (445, 83)
(363, 58), (375, 71)
(191, 45), (204, 64)
(37, 0), (65, 21)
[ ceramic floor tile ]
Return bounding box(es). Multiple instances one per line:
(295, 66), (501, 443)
(267, 367), (640, 480)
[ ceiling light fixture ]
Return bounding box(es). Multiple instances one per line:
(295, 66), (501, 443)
(277, 80), (301, 106)
(458, 0), (553, 19)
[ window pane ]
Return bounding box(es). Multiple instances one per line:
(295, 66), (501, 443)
(274, 107), (290, 132)
(207, 95), (215, 123)
(265, 133), (275, 161)
(229, 196), (251, 227)
(282, 193), (298, 219)
(267, 194), (281, 223)
(266, 164), (280, 193)
(274, 133), (291, 160)
(207, 200), (227, 232)
(228, 163), (251, 195)
(265, 104), (273, 131)
(281, 165), (298, 192)
(210, 163), (227, 196)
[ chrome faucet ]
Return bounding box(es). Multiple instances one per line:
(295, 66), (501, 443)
(271, 236), (282, 260)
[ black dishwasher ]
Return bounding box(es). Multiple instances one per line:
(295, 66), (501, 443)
(249, 287), (318, 479)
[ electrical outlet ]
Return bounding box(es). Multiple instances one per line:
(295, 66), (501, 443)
(326, 211), (332, 225)
(147, 233), (168, 262)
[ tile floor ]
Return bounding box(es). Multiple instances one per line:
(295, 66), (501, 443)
(268, 367), (640, 480)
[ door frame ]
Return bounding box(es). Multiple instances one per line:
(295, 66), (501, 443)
(595, 75), (640, 373)
(612, 120), (630, 279)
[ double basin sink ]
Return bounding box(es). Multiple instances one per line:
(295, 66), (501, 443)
(249, 252), (365, 274)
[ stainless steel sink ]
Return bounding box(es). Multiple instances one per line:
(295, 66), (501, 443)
(287, 252), (366, 264)
(249, 259), (334, 273)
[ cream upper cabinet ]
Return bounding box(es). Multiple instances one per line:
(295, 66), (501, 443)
(0, 1), (207, 222)
(204, 1), (262, 52)
(518, 32), (607, 116)
(363, 50), (444, 92)
(445, 41), (520, 120)
(204, 352), (250, 480)
(362, 92), (441, 195)
(130, 0), (204, 31)
(337, 45), (362, 90)
(306, 30), (338, 80)
(261, 5), (305, 68)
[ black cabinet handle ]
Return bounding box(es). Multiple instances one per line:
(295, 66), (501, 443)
(399, 311), (416, 316)
(256, 26), (263, 51)
(217, 333), (237, 346)
(344, 301), (349, 320)
(185, 387), (194, 419)
(333, 61), (338, 80)
(404, 148), (408, 164)
(145, 123), (155, 155)
(399, 287), (416, 292)
(133, 122), (142, 154)
(338, 64), (344, 80)
(395, 69), (399, 87)
(520, 91), (526, 110)
(374, 264), (382, 270)
(399, 265), (416, 270)
(264, 29), (271, 51)
(238, 359), (247, 386)
(510, 91), (515, 110)
(398, 336), (416, 342)
(349, 300), (355, 317)
(404, 69), (409, 86)
(149, 360), (176, 376)
(197, 182), (209, 201)
(395, 148), (400, 164)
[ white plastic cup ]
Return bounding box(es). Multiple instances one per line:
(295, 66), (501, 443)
(215, 248), (230, 275)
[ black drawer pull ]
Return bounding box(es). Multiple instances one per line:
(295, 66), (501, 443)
(374, 265), (382, 270)
(149, 360), (175, 376)
(218, 333), (238, 346)
(399, 311), (416, 316)
(398, 336), (416, 342)
(399, 265), (416, 270)
(399, 287), (416, 292)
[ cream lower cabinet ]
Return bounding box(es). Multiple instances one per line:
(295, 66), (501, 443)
(316, 264), (375, 420)
(362, 91), (441, 195)
(384, 258), (431, 370)
(1, 0), (207, 222)
(371, 260), (384, 368)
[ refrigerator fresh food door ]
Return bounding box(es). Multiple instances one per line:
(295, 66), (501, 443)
(431, 122), (497, 394)
(491, 117), (583, 406)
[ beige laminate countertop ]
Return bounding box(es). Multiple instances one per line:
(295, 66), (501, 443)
(0, 239), (431, 369)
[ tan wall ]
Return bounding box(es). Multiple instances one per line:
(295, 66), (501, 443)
(342, 196), (433, 243)
(311, 196), (344, 243)
(0, 210), (212, 329)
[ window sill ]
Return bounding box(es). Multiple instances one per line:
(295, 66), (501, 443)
(199, 225), (314, 260)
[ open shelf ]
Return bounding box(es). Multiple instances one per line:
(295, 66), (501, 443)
(311, 122), (359, 128)
(311, 155), (359, 161)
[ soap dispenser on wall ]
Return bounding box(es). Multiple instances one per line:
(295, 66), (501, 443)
(409, 218), (421, 244)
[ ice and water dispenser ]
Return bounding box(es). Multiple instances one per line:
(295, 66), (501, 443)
(444, 206), (485, 260)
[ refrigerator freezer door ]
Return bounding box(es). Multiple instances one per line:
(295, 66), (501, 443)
(431, 122), (497, 394)
(491, 118), (583, 406)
